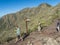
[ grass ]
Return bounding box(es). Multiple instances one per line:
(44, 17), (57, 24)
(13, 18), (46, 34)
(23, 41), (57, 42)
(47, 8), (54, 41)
(0, 28), (16, 43)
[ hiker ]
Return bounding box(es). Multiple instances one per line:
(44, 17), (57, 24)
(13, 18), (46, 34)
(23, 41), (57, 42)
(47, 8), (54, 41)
(56, 19), (60, 32)
(23, 31), (29, 41)
(15, 26), (21, 42)
(38, 23), (41, 32)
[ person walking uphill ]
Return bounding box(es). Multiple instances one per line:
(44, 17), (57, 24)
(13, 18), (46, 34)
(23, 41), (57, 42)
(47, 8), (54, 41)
(15, 26), (21, 42)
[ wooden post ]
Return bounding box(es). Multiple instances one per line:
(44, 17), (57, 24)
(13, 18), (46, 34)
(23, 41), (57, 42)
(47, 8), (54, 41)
(26, 21), (28, 33)
(25, 18), (30, 33)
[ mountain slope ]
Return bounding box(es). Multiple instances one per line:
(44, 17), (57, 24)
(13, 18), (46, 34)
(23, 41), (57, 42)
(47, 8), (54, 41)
(0, 3), (60, 43)
(1, 20), (60, 45)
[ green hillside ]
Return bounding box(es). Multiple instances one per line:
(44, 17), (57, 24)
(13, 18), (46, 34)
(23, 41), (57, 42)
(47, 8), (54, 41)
(0, 3), (60, 43)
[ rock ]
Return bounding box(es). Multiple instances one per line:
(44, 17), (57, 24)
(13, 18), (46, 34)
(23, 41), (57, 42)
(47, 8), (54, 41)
(45, 37), (59, 45)
(27, 41), (33, 45)
(56, 37), (60, 44)
(33, 41), (42, 45)
(56, 37), (60, 42)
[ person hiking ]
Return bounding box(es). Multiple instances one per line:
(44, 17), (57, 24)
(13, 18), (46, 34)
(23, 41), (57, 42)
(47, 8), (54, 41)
(22, 31), (29, 41)
(15, 26), (21, 42)
(38, 23), (42, 32)
(56, 19), (60, 32)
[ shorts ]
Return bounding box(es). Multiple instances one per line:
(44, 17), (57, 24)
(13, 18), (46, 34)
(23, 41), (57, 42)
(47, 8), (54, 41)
(17, 35), (20, 39)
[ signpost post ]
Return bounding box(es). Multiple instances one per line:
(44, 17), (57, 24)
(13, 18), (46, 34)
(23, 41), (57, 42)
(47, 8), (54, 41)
(25, 18), (30, 33)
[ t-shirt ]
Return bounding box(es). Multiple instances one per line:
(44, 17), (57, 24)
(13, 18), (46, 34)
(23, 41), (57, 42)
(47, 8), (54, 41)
(38, 26), (41, 31)
(16, 28), (20, 35)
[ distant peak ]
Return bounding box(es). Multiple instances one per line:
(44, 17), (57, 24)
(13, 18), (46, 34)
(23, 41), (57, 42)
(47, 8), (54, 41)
(22, 8), (31, 10)
(39, 3), (51, 7)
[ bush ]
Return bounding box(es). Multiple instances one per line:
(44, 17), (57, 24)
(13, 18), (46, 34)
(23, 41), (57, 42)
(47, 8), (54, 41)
(27, 29), (33, 34)
(6, 37), (15, 42)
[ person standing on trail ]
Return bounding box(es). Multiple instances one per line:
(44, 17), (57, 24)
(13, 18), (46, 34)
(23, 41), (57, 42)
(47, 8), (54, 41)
(56, 19), (60, 32)
(15, 26), (21, 42)
(38, 23), (41, 32)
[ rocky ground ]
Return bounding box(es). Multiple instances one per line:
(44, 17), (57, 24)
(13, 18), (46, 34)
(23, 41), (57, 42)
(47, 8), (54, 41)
(0, 20), (60, 45)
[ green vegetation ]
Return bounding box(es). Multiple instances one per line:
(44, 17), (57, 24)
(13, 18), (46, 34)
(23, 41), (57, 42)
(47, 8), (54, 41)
(0, 3), (60, 43)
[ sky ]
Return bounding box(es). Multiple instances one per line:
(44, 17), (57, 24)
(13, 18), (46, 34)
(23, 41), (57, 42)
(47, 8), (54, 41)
(0, 0), (60, 17)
